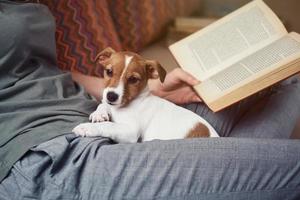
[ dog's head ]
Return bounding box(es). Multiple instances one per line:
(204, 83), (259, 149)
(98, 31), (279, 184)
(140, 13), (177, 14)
(95, 47), (166, 107)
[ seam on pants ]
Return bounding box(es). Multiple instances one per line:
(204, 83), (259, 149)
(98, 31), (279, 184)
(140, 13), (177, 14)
(12, 163), (83, 198)
(8, 168), (83, 200)
(12, 165), (60, 190)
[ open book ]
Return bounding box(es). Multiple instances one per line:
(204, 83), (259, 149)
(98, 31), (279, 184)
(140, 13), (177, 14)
(169, 0), (300, 112)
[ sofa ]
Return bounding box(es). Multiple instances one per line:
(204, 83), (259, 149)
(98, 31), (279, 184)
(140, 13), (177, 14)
(41, 0), (202, 75)
(40, 0), (300, 137)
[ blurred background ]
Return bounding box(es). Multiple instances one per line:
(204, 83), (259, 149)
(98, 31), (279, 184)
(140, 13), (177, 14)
(166, 0), (300, 45)
(202, 0), (300, 32)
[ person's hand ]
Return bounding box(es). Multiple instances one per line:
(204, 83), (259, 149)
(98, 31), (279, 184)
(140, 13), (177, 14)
(148, 68), (202, 104)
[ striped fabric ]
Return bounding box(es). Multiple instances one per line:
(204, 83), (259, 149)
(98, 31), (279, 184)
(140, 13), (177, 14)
(41, 0), (202, 76)
(41, 0), (122, 77)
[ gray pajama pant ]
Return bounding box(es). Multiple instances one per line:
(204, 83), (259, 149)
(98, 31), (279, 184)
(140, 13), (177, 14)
(1, 76), (300, 200)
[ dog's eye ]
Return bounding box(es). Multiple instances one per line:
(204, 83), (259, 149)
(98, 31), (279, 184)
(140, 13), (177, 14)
(105, 68), (113, 77)
(128, 76), (139, 84)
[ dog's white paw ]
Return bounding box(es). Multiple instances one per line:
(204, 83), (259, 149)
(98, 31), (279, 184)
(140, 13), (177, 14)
(89, 110), (110, 123)
(72, 123), (99, 137)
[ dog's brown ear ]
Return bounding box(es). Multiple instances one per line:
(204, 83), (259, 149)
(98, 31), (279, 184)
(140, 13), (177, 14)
(95, 47), (116, 64)
(146, 60), (166, 83)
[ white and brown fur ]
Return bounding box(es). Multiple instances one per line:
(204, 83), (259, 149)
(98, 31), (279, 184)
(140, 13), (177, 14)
(73, 47), (219, 143)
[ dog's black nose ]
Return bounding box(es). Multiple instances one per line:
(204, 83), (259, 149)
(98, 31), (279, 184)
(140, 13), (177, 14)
(107, 92), (119, 103)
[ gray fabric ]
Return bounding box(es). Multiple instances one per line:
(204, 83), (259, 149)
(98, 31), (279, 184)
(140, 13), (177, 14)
(1, 1), (300, 199)
(230, 76), (300, 138)
(183, 86), (275, 137)
(1, 78), (300, 199)
(0, 135), (300, 200)
(0, 1), (97, 181)
(184, 76), (300, 138)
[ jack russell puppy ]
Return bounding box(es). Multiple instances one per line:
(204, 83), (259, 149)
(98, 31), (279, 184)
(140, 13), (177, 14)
(73, 47), (219, 142)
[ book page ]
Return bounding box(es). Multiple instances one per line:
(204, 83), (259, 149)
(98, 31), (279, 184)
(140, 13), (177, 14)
(169, 0), (287, 81)
(197, 33), (300, 101)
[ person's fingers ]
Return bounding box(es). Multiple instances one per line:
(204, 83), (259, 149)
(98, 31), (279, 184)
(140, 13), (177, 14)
(162, 68), (199, 91)
(173, 68), (199, 86)
(163, 86), (202, 104)
(182, 90), (202, 103)
(148, 79), (163, 96)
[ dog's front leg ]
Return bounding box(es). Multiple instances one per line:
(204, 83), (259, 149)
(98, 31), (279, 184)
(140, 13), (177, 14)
(73, 122), (139, 143)
(89, 103), (111, 122)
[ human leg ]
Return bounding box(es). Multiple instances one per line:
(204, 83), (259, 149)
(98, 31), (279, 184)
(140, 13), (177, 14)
(184, 76), (300, 138)
(1, 134), (300, 200)
(183, 90), (272, 137)
(230, 76), (300, 138)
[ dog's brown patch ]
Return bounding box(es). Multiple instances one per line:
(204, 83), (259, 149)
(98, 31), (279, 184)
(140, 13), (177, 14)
(186, 122), (210, 138)
(103, 53), (127, 87)
(99, 49), (166, 107)
(121, 56), (148, 106)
